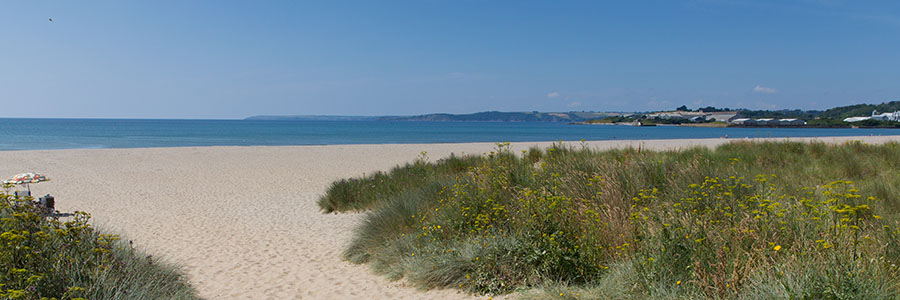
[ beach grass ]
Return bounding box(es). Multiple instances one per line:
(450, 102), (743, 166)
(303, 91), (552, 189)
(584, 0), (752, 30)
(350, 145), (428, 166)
(0, 191), (198, 300)
(318, 152), (483, 213)
(321, 140), (900, 298)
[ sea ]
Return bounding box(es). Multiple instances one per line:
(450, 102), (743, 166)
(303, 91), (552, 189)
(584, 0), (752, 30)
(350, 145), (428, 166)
(0, 118), (897, 151)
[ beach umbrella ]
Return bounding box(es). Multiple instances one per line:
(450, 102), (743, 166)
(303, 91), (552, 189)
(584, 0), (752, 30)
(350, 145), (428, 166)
(4, 173), (50, 185)
(4, 173), (50, 196)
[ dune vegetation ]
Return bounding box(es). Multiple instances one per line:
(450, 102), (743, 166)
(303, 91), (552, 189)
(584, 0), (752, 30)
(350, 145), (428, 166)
(0, 191), (198, 300)
(321, 141), (900, 299)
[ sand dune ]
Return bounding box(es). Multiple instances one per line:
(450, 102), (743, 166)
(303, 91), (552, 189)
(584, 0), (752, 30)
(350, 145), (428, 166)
(1, 136), (897, 299)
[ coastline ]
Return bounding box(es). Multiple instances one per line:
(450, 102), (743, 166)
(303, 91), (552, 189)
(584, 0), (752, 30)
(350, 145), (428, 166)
(5, 118), (900, 152)
(1, 135), (898, 299)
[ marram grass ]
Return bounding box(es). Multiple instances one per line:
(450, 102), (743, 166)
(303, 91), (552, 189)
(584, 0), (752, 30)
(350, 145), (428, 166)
(322, 141), (900, 299)
(0, 190), (198, 300)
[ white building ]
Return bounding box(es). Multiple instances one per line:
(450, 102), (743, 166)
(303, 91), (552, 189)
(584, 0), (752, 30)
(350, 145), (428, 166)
(729, 118), (806, 126)
(778, 118), (807, 125)
(844, 110), (900, 123)
(645, 111), (706, 119)
(756, 118), (774, 125)
(870, 110), (900, 121)
(844, 116), (870, 122)
(731, 118), (752, 125)
(706, 112), (738, 122)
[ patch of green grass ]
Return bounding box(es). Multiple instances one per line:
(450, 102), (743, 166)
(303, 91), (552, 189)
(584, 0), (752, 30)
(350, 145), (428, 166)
(322, 141), (900, 298)
(318, 153), (483, 213)
(0, 191), (198, 300)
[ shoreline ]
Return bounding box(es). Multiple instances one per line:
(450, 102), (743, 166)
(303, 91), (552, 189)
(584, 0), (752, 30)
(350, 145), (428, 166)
(1, 135), (898, 299)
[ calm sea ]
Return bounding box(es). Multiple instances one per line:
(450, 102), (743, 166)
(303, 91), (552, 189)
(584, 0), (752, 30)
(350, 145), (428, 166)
(0, 118), (897, 151)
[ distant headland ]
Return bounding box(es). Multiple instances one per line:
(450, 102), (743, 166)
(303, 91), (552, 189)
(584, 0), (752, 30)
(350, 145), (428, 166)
(246, 111), (615, 122)
(246, 101), (900, 128)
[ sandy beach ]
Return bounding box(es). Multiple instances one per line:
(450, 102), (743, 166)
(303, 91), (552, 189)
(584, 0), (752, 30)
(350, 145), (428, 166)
(1, 135), (898, 299)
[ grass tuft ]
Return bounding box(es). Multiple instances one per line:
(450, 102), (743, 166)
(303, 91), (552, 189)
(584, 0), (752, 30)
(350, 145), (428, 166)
(322, 141), (900, 298)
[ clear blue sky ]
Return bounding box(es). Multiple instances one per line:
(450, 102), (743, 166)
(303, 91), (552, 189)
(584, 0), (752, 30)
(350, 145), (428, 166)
(2, 0), (899, 118)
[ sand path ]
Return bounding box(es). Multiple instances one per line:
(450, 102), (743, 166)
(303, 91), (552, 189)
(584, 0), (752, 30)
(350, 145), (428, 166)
(1, 136), (897, 299)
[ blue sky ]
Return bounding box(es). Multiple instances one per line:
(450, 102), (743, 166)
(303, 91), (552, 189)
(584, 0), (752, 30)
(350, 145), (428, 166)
(2, 0), (899, 118)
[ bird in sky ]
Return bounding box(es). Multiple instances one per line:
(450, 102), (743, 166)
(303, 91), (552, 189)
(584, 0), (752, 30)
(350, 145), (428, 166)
(48, 17), (53, 23)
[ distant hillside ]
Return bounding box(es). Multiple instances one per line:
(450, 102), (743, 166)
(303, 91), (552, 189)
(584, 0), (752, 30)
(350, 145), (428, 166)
(735, 109), (822, 119)
(732, 101), (900, 120)
(819, 101), (900, 119)
(245, 115), (378, 121)
(378, 111), (610, 122)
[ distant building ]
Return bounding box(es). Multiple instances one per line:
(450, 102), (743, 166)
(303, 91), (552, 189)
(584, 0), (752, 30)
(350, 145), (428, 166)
(729, 118), (806, 126)
(731, 118), (752, 125)
(870, 110), (900, 121)
(645, 111), (736, 122)
(777, 118), (807, 125)
(645, 111), (706, 119)
(706, 112), (738, 122)
(756, 118), (775, 125)
(844, 116), (871, 122)
(844, 110), (900, 123)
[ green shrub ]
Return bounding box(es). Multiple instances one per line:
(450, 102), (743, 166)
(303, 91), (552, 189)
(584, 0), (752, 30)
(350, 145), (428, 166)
(0, 191), (198, 300)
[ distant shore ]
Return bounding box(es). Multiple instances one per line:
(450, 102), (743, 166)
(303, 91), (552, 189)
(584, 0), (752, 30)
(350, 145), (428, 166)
(575, 121), (899, 129)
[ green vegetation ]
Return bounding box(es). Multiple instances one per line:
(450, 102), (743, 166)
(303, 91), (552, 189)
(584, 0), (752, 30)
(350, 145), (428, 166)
(0, 190), (198, 300)
(672, 101), (900, 127)
(821, 101), (900, 120)
(319, 152), (484, 213)
(582, 116), (636, 124)
(322, 141), (900, 298)
(676, 105), (735, 112)
(855, 119), (900, 128)
(735, 109), (822, 120)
